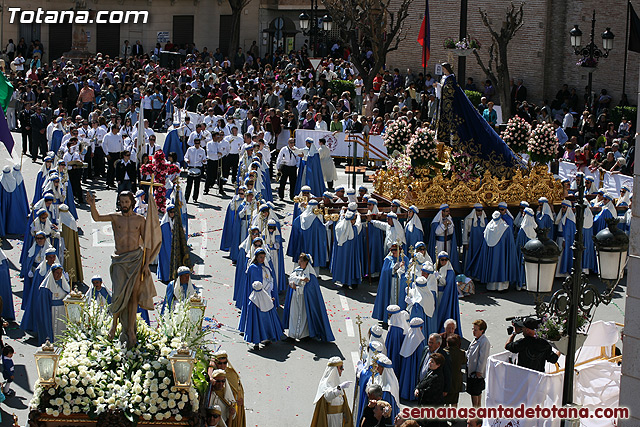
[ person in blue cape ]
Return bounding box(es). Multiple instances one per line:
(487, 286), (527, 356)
(292, 185), (315, 222)
(250, 203), (273, 235)
(253, 153), (274, 202)
(295, 138), (326, 197)
(331, 210), (363, 289)
(243, 278), (284, 349)
(355, 340), (385, 424)
(162, 266), (200, 314)
(367, 324), (387, 354)
(20, 199), (57, 272)
(133, 190), (148, 217)
(559, 201), (577, 275)
(435, 62), (522, 175)
(10, 164), (30, 229)
(233, 226), (261, 308)
(390, 199), (405, 225)
(52, 161), (78, 220)
(220, 187), (246, 259)
(372, 242), (409, 322)
(582, 201), (598, 273)
(618, 202), (630, 234)
(513, 201), (529, 234)
(236, 189), (258, 256)
(405, 273), (436, 337)
(157, 203), (177, 283)
(594, 193), (617, 233)
(0, 249), (15, 322)
(85, 275), (112, 306)
(371, 355), (400, 420)
(33, 156), (55, 204)
(515, 207), (537, 290)
(0, 165), (28, 236)
(283, 253), (335, 342)
(428, 204), (460, 272)
(404, 205), (424, 254)
(22, 246), (58, 322)
(287, 199), (329, 268)
(239, 247), (278, 332)
(162, 128), (185, 165)
(264, 219), (286, 294)
(477, 212), (519, 293)
(398, 317), (426, 401)
(21, 230), (52, 279)
(237, 143), (256, 187)
(617, 184), (632, 208)
(463, 203), (487, 278)
(498, 201), (514, 229)
(50, 122), (64, 154)
(34, 264), (70, 345)
(536, 197), (555, 240)
(435, 252), (462, 336)
(384, 305), (409, 378)
(363, 199), (385, 277)
(370, 211), (406, 255)
(168, 183), (188, 238)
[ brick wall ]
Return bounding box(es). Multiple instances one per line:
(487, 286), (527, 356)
(387, 0), (640, 110)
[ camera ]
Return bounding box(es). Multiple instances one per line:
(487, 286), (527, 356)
(506, 316), (525, 335)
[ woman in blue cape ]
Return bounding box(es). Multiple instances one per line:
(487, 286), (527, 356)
(404, 206), (424, 254)
(372, 243), (409, 322)
(34, 264), (69, 345)
(427, 204), (460, 273)
(536, 197), (555, 240)
(292, 186), (314, 223)
(21, 229), (51, 279)
(10, 164), (30, 232)
(330, 210), (363, 289)
(243, 278), (284, 349)
(435, 62), (522, 177)
(398, 317), (426, 401)
(363, 199), (385, 277)
(372, 356), (401, 420)
(463, 204), (487, 278)
(476, 212), (519, 293)
(295, 138), (326, 197)
(582, 203), (598, 273)
(515, 208), (537, 290)
(22, 247), (58, 326)
(283, 253), (335, 342)
(287, 200), (329, 267)
(0, 249), (15, 321)
(220, 188), (245, 256)
(406, 273), (437, 337)
(157, 204), (176, 283)
(50, 128), (64, 154)
(161, 267), (199, 314)
(265, 219), (286, 294)
(559, 201), (577, 275)
(356, 340), (385, 423)
(162, 129), (185, 164)
(435, 252), (462, 336)
(238, 243), (278, 329)
(385, 305), (409, 378)
(233, 227), (261, 308)
(33, 156), (55, 205)
(593, 193), (617, 233)
(0, 165), (28, 236)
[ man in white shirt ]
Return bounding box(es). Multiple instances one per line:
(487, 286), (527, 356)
(562, 108), (574, 132)
(204, 133), (226, 196)
(102, 125), (124, 187)
(275, 138), (303, 201)
(222, 126), (243, 184)
(292, 80), (306, 102)
(140, 134), (161, 159)
(187, 124), (207, 148)
(185, 138), (206, 203)
(354, 75), (364, 115)
(62, 137), (85, 204)
(203, 109), (218, 133)
(178, 116), (195, 150)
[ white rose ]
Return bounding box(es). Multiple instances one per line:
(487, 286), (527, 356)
(168, 400), (176, 409)
(155, 413), (164, 421)
(143, 414), (152, 421)
(175, 414), (183, 421)
(62, 408), (72, 416)
(46, 408), (54, 415)
(177, 401), (185, 410)
(52, 410), (60, 417)
(149, 405), (158, 414)
(48, 388), (56, 395)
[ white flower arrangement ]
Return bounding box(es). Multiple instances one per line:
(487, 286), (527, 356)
(382, 118), (412, 155)
(406, 127), (439, 168)
(527, 122), (559, 164)
(501, 116), (532, 153)
(30, 300), (214, 423)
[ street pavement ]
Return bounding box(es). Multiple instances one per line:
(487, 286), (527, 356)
(0, 131), (627, 426)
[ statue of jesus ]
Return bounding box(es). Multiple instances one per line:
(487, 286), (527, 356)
(87, 190), (157, 347)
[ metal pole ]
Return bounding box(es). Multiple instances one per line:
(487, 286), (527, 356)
(588, 11), (596, 112)
(560, 179), (585, 426)
(623, 0), (631, 96)
(457, 0), (468, 85)
(422, 0), (428, 78)
(311, 0), (316, 57)
(587, 71), (593, 112)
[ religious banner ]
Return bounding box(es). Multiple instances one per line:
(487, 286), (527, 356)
(558, 161), (601, 189)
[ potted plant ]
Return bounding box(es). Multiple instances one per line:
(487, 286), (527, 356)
(444, 37), (481, 56)
(537, 312), (589, 354)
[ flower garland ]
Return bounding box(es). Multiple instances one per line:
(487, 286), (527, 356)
(527, 123), (559, 164)
(443, 151), (484, 182)
(140, 150), (181, 212)
(30, 300), (213, 423)
(382, 118), (412, 156)
(386, 152), (413, 178)
(406, 127), (439, 168)
(501, 116), (532, 153)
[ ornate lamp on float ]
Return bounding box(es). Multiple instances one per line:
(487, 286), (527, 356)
(168, 344), (196, 391)
(188, 294), (207, 330)
(63, 286), (86, 324)
(34, 340), (61, 387)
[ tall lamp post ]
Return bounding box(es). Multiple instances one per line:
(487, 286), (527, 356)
(523, 177), (628, 426)
(299, 1), (332, 58)
(570, 10), (614, 111)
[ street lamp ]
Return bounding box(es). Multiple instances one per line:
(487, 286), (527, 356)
(168, 344), (196, 391)
(298, 0), (332, 57)
(34, 341), (62, 387)
(322, 15), (333, 32)
(523, 178), (628, 427)
(522, 228), (561, 294)
(298, 12), (310, 30)
(570, 10), (614, 111)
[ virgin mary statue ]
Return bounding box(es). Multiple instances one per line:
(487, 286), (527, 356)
(436, 63), (523, 177)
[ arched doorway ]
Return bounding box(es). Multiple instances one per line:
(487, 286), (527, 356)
(263, 17), (299, 56)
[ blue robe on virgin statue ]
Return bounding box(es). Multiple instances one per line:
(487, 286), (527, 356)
(436, 73), (522, 176)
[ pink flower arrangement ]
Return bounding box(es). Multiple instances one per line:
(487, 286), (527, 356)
(382, 118), (411, 155)
(443, 151), (483, 182)
(406, 127), (438, 168)
(527, 123), (559, 164)
(501, 116), (531, 153)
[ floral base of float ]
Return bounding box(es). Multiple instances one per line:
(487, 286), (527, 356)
(372, 164), (563, 209)
(28, 301), (213, 427)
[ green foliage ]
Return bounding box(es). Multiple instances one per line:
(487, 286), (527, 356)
(610, 106), (637, 127)
(329, 79), (356, 98)
(465, 90), (482, 109)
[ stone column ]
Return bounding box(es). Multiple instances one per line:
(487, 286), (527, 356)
(617, 67), (640, 426)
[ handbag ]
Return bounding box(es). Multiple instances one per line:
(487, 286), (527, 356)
(466, 374), (485, 396)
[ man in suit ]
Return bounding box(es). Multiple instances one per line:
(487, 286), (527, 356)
(66, 77), (81, 112)
(115, 150), (138, 208)
(30, 105), (48, 161)
(19, 103), (33, 158)
(417, 333), (451, 399)
(132, 40), (144, 57)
